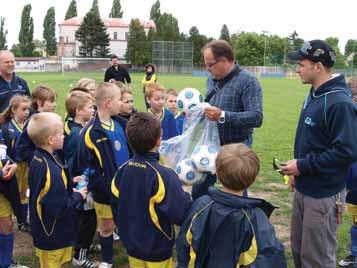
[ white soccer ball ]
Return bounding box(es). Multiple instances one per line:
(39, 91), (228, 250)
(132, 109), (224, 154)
(175, 158), (200, 185)
(191, 145), (218, 173)
(177, 88), (204, 113)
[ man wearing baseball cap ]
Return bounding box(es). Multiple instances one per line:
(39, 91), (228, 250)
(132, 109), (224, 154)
(281, 40), (357, 268)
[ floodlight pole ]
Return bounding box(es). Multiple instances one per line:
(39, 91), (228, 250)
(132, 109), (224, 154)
(262, 30), (269, 67)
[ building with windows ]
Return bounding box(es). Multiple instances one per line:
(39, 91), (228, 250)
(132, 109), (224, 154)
(57, 17), (155, 58)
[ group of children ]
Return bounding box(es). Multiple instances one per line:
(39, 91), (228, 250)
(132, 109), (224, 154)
(0, 77), (286, 268)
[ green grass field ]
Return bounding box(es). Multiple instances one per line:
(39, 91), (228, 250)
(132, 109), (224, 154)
(15, 72), (351, 267)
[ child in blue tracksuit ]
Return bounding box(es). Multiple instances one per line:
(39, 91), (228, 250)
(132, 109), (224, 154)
(64, 91), (98, 268)
(0, 95), (31, 232)
(165, 88), (185, 135)
(111, 112), (192, 267)
(145, 82), (178, 140)
(76, 82), (130, 268)
(176, 143), (286, 268)
(27, 112), (87, 268)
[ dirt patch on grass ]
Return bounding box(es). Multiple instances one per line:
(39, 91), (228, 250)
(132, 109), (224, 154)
(13, 229), (33, 257)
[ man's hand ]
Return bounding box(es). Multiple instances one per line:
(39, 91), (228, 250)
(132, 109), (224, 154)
(281, 159), (301, 177)
(204, 106), (222, 121)
(2, 161), (17, 180)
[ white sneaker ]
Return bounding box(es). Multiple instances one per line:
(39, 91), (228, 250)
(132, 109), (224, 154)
(9, 262), (29, 268)
(98, 262), (113, 268)
(72, 257), (99, 268)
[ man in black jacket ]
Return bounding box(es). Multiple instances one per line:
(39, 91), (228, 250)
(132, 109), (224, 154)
(104, 55), (131, 88)
(282, 40), (357, 268)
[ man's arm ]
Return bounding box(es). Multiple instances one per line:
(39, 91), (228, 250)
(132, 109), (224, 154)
(104, 68), (111, 82)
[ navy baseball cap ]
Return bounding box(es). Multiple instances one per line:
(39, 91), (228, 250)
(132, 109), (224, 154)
(288, 40), (336, 67)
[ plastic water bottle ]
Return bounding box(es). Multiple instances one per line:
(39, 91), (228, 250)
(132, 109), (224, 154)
(76, 168), (94, 190)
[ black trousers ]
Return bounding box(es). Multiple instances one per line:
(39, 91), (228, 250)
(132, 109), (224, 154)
(75, 209), (97, 249)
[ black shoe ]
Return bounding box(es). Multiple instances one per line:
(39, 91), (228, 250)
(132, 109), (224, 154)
(339, 255), (356, 267)
(18, 222), (31, 233)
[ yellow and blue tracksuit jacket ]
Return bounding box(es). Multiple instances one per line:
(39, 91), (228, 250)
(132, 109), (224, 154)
(1, 119), (23, 160)
(175, 111), (185, 135)
(0, 159), (21, 219)
(111, 152), (192, 262)
(14, 113), (36, 163)
(176, 187), (287, 268)
(29, 148), (84, 250)
(76, 114), (130, 205)
(148, 108), (178, 140)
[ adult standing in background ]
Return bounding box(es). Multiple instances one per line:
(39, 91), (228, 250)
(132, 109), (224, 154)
(104, 55), (131, 88)
(282, 40), (357, 268)
(192, 39), (263, 200)
(0, 50), (30, 113)
(142, 63), (157, 109)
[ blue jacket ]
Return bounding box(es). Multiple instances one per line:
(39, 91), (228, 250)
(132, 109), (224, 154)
(148, 108), (178, 140)
(29, 148), (84, 250)
(14, 113), (36, 163)
(76, 114), (130, 204)
(64, 118), (82, 177)
(111, 152), (192, 262)
(176, 187), (286, 268)
(1, 119), (23, 160)
(175, 112), (185, 135)
(294, 74), (357, 198)
(0, 73), (30, 113)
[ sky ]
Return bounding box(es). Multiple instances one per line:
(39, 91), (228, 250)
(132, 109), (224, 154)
(0, 0), (356, 53)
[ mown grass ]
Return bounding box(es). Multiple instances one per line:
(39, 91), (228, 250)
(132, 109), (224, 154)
(15, 72), (352, 267)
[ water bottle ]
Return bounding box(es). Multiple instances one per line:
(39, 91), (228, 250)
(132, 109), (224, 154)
(76, 168), (94, 190)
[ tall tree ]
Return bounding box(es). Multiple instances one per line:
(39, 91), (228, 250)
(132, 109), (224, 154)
(155, 13), (180, 41)
(91, 0), (100, 16)
(65, 0), (77, 20)
(75, 10), (110, 57)
(219, 24), (231, 44)
(232, 32), (264, 65)
(0, 17), (7, 50)
(19, 4), (35, 56)
(125, 18), (150, 66)
(109, 0), (123, 18)
(188, 26), (210, 65)
(43, 7), (57, 56)
(150, 0), (161, 22)
(345, 39), (357, 68)
(325, 37), (346, 69)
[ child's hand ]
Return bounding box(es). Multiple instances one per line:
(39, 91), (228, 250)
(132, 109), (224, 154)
(72, 176), (82, 184)
(73, 187), (88, 200)
(2, 161), (17, 180)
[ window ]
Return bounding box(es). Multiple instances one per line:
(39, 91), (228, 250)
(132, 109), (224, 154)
(125, 32), (129, 41)
(66, 36), (69, 43)
(114, 32), (118, 40)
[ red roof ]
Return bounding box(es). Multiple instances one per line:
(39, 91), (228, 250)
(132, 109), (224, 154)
(59, 17), (155, 29)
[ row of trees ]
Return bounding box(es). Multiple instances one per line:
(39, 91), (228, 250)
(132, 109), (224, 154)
(0, 0), (356, 68)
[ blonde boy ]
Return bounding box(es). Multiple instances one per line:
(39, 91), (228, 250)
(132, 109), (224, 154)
(27, 113), (87, 268)
(76, 82), (130, 268)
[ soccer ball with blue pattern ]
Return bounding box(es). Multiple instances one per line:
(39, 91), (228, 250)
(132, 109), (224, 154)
(177, 88), (204, 113)
(175, 158), (200, 185)
(191, 145), (218, 173)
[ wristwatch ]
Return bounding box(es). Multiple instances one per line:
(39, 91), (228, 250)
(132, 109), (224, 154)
(218, 111), (225, 124)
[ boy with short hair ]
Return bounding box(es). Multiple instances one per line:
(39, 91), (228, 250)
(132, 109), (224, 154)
(145, 83), (177, 140)
(64, 91), (98, 268)
(27, 112), (87, 268)
(176, 143), (286, 268)
(111, 112), (191, 268)
(14, 85), (58, 233)
(165, 88), (185, 135)
(77, 82), (130, 268)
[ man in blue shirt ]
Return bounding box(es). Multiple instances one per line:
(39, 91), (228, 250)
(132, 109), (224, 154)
(0, 51), (30, 113)
(192, 39), (263, 200)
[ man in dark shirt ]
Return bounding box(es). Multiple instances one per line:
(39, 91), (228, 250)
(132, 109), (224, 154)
(104, 55), (131, 88)
(0, 50), (30, 113)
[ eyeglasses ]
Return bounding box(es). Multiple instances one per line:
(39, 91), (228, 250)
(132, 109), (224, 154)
(205, 59), (222, 69)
